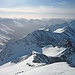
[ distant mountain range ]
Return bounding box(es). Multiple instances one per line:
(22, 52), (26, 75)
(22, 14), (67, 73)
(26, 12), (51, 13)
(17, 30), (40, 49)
(0, 18), (74, 49)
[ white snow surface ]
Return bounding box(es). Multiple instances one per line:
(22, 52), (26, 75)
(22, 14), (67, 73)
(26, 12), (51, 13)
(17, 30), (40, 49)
(22, 62), (75, 75)
(0, 24), (14, 34)
(53, 27), (66, 33)
(42, 46), (66, 57)
(38, 25), (51, 31)
(0, 46), (74, 75)
(0, 54), (45, 75)
(0, 61), (75, 75)
(0, 24), (14, 45)
(0, 34), (11, 45)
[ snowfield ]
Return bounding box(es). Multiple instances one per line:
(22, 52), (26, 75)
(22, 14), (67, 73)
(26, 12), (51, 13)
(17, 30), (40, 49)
(0, 49), (75, 75)
(22, 62), (75, 75)
(0, 61), (75, 75)
(53, 27), (66, 33)
(42, 46), (66, 57)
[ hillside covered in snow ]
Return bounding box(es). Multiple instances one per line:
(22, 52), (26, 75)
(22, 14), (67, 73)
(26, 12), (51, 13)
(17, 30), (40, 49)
(0, 18), (74, 49)
(0, 18), (75, 75)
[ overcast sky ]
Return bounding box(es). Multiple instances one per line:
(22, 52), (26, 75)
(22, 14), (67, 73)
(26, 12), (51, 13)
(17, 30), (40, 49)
(0, 0), (75, 19)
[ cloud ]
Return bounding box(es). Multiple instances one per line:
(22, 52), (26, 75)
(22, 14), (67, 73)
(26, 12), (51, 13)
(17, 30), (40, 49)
(0, 6), (75, 13)
(0, 6), (75, 19)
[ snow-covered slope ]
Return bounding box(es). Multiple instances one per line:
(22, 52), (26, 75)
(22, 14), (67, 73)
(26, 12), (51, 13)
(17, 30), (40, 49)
(0, 60), (75, 75)
(38, 22), (69, 32)
(0, 18), (75, 75)
(0, 18), (75, 48)
(0, 18), (74, 41)
(21, 62), (75, 75)
(11, 51), (52, 64)
(53, 27), (66, 33)
(42, 46), (66, 56)
(0, 50), (75, 75)
(0, 23), (14, 50)
(0, 25), (75, 66)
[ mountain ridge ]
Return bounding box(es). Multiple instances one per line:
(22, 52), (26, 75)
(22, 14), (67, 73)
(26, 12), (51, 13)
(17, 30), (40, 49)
(0, 25), (75, 67)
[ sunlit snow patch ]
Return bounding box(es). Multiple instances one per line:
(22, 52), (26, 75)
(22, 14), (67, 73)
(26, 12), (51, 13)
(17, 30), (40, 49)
(53, 27), (66, 33)
(42, 45), (66, 57)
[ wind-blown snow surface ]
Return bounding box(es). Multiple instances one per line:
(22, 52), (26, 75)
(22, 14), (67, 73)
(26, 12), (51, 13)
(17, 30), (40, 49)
(22, 62), (75, 75)
(42, 46), (66, 56)
(0, 61), (75, 75)
(0, 48), (75, 75)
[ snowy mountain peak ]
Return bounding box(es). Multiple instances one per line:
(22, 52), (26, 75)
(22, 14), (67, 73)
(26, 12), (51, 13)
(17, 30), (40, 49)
(0, 26), (75, 66)
(38, 25), (51, 31)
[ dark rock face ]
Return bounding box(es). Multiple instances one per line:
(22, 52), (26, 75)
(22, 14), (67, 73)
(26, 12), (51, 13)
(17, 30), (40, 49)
(33, 53), (52, 64)
(32, 52), (63, 64)
(12, 51), (63, 65)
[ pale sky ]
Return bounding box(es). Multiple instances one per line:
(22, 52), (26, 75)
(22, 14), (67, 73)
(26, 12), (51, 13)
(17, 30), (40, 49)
(0, 0), (75, 19)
